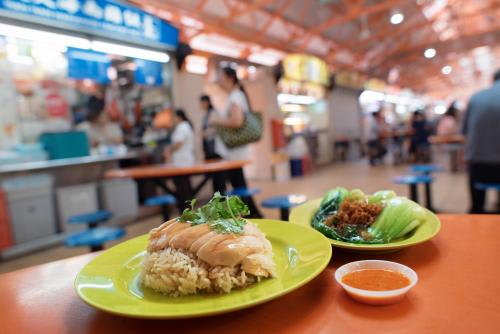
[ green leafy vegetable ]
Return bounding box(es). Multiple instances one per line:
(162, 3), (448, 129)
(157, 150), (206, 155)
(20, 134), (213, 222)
(346, 189), (365, 202)
(311, 188), (425, 244)
(178, 192), (250, 234)
(311, 187), (349, 240)
(369, 197), (426, 242)
(368, 190), (397, 205)
(320, 187), (348, 207)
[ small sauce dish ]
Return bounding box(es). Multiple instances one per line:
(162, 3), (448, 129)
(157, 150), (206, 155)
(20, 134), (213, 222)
(335, 260), (418, 305)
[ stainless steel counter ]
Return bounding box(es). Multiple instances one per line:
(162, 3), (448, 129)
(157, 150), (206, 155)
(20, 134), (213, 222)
(0, 151), (144, 174)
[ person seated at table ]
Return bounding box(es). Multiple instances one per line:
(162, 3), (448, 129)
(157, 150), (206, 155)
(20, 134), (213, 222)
(437, 102), (459, 136)
(208, 66), (262, 218)
(462, 69), (500, 213)
(200, 94), (220, 160)
(164, 109), (195, 167)
(77, 95), (123, 148)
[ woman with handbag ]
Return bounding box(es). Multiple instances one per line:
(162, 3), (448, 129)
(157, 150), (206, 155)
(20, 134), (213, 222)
(208, 67), (263, 218)
(199, 94), (220, 160)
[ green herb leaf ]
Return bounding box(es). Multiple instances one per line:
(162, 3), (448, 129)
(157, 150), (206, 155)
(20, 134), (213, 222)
(177, 192), (249, 234)
(209, 218), (246, 234)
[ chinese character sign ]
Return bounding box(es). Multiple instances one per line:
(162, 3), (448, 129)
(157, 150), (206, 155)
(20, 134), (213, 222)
(0, 0), (178, 49)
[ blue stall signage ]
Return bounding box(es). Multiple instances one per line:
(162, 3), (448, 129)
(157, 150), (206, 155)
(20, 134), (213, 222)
(0, 0), (178, 49)
(67, 47), (110, 83)
(134, 59), (163, 86)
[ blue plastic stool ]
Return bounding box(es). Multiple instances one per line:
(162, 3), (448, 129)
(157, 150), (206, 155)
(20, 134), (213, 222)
(67, 210), (113, 229)
(475, 183), (500, 212)
(394, 175), (434, 211)
(261, 195), (307, 220)
(226, 187), (261, 197)
(475, 183), (500, 191)
(65, 226), (125, 252)
(410, 164), (443, 175)
(144, 194), (177, 221)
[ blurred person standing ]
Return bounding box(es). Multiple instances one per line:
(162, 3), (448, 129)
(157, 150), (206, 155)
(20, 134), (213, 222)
(363, 111), (386, 165)
(408, 111), (431, 162)
(437, 103), (459, 136)
(164, 109), (195, 213)
(199, 95), (220, 160)
(164, 109), (195, 167)
(208, 67), (262, 217)
(462, 70), (500, 213)
(77, 95), (123, 148)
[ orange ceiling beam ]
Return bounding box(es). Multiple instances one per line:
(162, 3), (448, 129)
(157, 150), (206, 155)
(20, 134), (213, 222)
(228, 0), (270, 20)
(307, 0), (404, 35)
(135, 0), (498, 98)
(131, 0), (360, 69)
(196, 0), (209, 14)
(257, 0), (293, 36)
(381, 21), (500, 63)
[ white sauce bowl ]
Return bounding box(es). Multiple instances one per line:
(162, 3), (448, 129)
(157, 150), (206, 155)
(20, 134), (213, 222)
(335, 260), (418, 305)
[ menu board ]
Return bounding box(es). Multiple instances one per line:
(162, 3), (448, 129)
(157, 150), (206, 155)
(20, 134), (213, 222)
(135, 59), (163, 86)
(67, 48), (110, 83)
(335, 70), (367, 89)
(282, 54), (329, 86)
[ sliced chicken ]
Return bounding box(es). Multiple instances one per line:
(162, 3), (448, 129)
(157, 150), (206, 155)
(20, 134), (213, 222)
(148, 219), (275, 277)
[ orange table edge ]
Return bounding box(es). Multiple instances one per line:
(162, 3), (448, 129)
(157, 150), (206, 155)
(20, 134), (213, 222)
(1, 214), (500, 334)
(105, 160), (250, 179)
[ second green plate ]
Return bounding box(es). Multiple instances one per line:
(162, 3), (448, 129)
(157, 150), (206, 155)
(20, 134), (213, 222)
(289, 199), (441, 253)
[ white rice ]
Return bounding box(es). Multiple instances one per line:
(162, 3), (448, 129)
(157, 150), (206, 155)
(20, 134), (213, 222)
(141, 247), (259, 296)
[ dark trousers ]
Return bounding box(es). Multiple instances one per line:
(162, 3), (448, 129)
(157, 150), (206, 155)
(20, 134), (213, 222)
(172, 176), (194, 213)
(212, 168), (262, 218)
(468, 163), (500, 213)
(368, 139), (386, 164)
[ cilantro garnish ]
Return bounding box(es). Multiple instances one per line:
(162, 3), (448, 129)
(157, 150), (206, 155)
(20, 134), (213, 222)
(178, 192), (250, 234)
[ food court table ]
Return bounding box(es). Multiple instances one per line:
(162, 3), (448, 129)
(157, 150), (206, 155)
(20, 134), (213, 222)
(430, 135), (465, 172)
(105, 160), (249, 213)
(1, 214), (499, 334)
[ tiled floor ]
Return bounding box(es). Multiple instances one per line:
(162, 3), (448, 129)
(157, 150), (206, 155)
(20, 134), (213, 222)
(0, 159), (491, 274)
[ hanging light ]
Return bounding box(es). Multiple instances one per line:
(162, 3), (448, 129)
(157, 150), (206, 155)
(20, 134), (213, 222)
(390, 12), (405, 25)
(441, 65), (452, 75)
(424, 48), (436, 58)
(91, 41), (170, 63)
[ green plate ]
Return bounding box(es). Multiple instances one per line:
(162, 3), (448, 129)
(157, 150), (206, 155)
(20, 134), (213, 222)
(75, 219), (332, 319)
(289, 199), (441, 253)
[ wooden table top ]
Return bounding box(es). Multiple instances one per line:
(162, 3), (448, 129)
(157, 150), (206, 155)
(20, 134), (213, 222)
(429, 134), (465, 145)
(2, 214), (500, 334)
(105, 160), (249, 180)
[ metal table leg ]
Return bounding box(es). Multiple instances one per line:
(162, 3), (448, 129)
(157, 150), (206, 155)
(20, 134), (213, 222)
(90, 245), (103, 252)
(409, 184), (419, 203)
(280, 208), (290, 221)
(425, 183), (435, 212)
(160, 205), (170, 221)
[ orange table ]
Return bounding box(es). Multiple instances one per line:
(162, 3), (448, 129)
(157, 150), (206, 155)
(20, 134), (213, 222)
(1, 214), (500, 334)
(105, 160), (249, 180)
(105, 160), (249, 214)
(429, 134), (465, 145)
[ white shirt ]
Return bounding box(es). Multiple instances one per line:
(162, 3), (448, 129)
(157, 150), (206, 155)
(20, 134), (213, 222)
(215, 88), (251, 161)
(171, 121), (195, 166)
